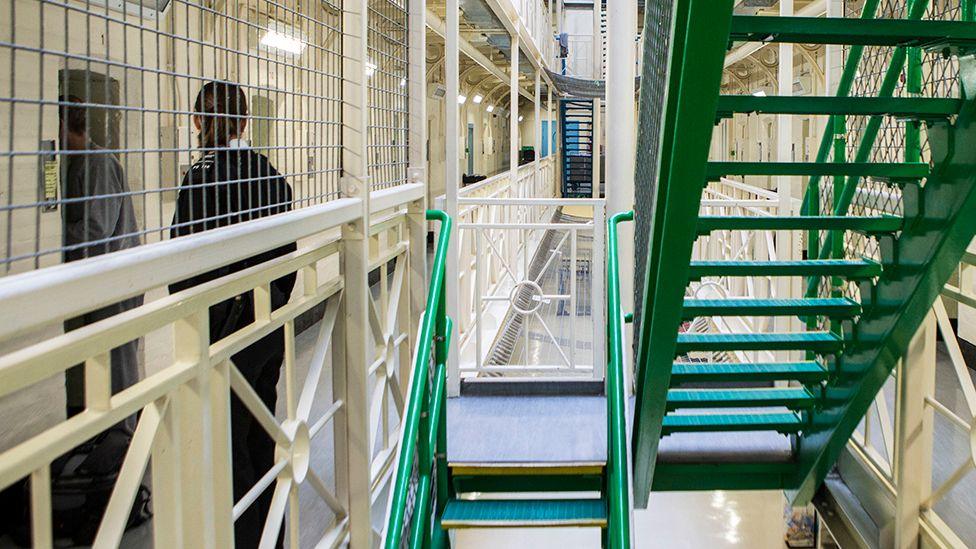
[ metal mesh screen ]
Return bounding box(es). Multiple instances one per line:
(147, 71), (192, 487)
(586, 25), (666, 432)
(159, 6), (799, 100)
(367, 0), (409, 190)
(633, 0), (674, 345)
(0, 0), (343, 276)
(817, 0), (961, 312)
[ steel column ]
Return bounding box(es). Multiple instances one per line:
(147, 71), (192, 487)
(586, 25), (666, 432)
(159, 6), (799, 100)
(606, 0), (637, 346)
(446, 0), (462, 396)
(341, 0), (373, 537)
(893, 313), (936, 548)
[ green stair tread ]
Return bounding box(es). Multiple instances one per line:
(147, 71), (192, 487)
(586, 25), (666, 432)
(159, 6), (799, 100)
(696, 215), (902, 235)
(441, 499), (607, 528)
(666, 388), (815, 410)
(675, 332), (843, 353)
(682, 297), (860, 318)
(688, 259), (882, 279)
(706, 161), (928, 180)
(661, 412), (804, 434)
(670, 361), (828, 384)
(729, 16), (976, 47)
(716, 96), (962, 118)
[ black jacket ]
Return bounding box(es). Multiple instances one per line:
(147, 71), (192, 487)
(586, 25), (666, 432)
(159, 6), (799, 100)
(169, 148), (298, 347)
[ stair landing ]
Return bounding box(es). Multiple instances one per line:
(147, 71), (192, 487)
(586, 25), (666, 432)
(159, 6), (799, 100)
(447, 395), (607, 465)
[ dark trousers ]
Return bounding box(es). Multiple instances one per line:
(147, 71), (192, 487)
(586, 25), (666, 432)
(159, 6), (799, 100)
(230, 331), (285, 549)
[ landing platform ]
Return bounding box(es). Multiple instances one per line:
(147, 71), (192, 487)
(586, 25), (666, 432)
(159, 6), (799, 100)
(447, 395), (607, 464)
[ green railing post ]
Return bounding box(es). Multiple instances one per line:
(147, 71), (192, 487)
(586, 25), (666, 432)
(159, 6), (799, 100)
(385, 210), (452, 549)
(607, 210), (634, 549)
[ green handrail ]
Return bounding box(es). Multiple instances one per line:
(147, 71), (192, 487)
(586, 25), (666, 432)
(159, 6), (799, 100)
(385, 210), (452, 549)
(607, 210), (634, 549)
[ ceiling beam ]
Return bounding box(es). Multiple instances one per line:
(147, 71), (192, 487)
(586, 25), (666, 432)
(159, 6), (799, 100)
(725, 0), (825, 68)
(427, 9), (535, 100)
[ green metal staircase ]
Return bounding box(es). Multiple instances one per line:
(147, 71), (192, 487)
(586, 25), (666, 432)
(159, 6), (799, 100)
(630, 0), (976, 508)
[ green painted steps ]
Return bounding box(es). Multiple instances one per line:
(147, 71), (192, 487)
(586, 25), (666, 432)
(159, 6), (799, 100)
(716, 95), (962, 118)
(696, 215), (902, 235)
(661, 412), (804, 435)
(675, 332), (843, 354)
(448, 462), (606, 494)
(670, 361), (828, 385)
(729, 16), (976, 48)
(705, 161), (928, 180)
(440, 499), (608, 529)
(681, 297), (860, 318)
(666, 388), (816, 411)
(688, 259), (882, 279)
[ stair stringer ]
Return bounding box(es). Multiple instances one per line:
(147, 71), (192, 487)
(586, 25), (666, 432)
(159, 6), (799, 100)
(790, 56), (976, 504)
(630, 0), (735, 509)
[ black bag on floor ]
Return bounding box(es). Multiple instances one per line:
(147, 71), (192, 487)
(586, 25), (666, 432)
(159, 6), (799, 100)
(7, 428), (152, 547)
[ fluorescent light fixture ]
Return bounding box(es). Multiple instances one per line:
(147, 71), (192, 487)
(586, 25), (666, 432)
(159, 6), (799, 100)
(366, 60), (377, 78)
(260, 23), (307, 56)
(486, 104), (495, 113)
(458, 94), (467, 104)
(473, 94), (484, 104)
(518, 115), (524, 122)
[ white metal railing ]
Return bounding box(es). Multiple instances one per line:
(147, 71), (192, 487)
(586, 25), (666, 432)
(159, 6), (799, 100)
(841, 246), (976, 548)
(456, 195), (605, 386)
(439, 158), (606, 389)
(449, 160), (553, 346)
(0, 184), (426, 548)
(516, 0), (557, 67)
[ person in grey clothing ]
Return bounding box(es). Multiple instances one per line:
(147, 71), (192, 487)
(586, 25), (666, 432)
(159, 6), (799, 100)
(59, 96), (143, 430)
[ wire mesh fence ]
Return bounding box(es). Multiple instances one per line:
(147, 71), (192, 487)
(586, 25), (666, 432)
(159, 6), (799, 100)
(0, 0), (354, 276)
(815, 0), (962, 309)
(367, 0), (409, 190)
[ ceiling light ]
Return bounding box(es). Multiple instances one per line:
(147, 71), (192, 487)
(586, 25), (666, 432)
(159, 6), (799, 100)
(260, 24), (307, 55)
(518, 115), (524, 122)
(458, 94), (467, 104)
(400, 78), (407, 87)
(366, 60), (377, 78)
(473, 94), (484, 104)
(486, 104), (495, 113)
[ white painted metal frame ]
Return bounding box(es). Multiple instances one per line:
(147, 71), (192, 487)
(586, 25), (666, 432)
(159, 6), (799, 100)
(0, 183), (427, 549)
(455, 192), (605, 386)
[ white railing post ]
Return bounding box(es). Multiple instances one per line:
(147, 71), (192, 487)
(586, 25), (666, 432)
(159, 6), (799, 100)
(446, 0), (462, 397)
(592, 202), (607, 380)
(894, 313), (937, 547)
(511, 34), (521, 200)
(340, 0), (373, 536)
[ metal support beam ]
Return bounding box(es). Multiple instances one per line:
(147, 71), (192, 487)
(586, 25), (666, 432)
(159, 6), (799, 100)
(511, 35), (521, 198)
(775, 0), (797, 358)
(592, 98), (601, 199)
(425, 9), (534, 101)
(446, 0), (461, 397)
(606, 0), (635, 326)
(893, 313), (936, 548)
(535, 69), (542, 181)
(724, 0), (826, 68)
(340, 0), (372, 538)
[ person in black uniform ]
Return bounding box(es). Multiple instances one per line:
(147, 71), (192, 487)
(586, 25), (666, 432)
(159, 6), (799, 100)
(169, 81), (295, 548)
